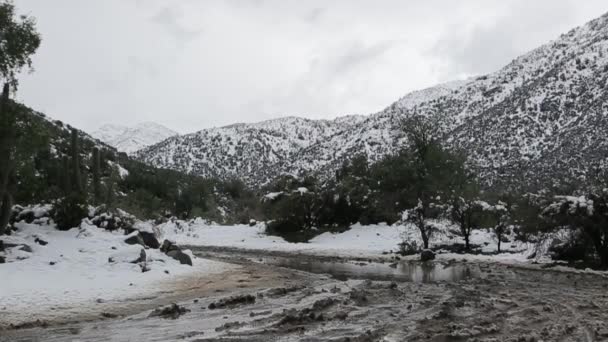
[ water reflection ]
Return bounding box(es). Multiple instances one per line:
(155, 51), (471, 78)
(267, 258), (478, 283)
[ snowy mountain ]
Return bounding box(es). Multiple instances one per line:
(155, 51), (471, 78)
(91, 122), (177, 154)
(137, 12), (608, 190)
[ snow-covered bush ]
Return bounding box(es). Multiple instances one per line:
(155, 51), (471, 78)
(541, 192), (608, 267)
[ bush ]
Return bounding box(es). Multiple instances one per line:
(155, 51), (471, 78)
(398, 239), (420, 256)
(54, 194), (87, 230)
(265, 219), (317, 243)
(548, 230), (595, 265)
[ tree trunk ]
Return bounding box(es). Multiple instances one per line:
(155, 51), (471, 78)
(464, 234), (470, 251)
(591, 235), (608, 269)
(0, 192), (12, 236)
(420, 226), (430, 249)
(497, 237), (502, 253)
(0, 83), (11, 201)
(600, 249), (608, 269)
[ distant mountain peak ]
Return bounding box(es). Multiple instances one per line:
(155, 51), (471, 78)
(91, 122), (177, 154)
(136, 11), (608, 190)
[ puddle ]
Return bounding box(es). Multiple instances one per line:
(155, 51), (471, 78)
(257, 256), (479, 283)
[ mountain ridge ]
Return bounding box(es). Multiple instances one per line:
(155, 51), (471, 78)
(137, 11), (608, 191)
(91, 122), (177, 154)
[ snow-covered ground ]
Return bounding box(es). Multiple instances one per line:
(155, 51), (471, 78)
(0, 220), (234, 327)
(160, 219), (539, 264)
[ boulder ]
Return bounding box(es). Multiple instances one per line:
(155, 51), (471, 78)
(124, 232), (145, 247)
(34, 237), (48, 246)
(420, 249), (435, 262)
(160, 239), (179, 253)
(167, 249), (193, 266)
(140, 231), (160, 249)
(18, 244), (33, 253)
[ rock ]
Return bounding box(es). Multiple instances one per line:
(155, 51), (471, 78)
(136, 249), (146, 263)
(167, 249), (193, 266)
(18, 244), (33, 253)
(108, 247), (146, 264)
(34, 238), (48, 246)
(139, 231), (160, 249)
(124, 232), (145, 247)
(160, 239), (179, 253)
(420, 249), (435, 261)
(208, 294), (256, 309)
(148, 303), (189, 319)
(160, 239), (192, 265)
(249, 219), (256, 226)
(0, 256), (5, 264)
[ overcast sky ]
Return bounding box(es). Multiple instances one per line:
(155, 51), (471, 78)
(13, 0), (608, 133)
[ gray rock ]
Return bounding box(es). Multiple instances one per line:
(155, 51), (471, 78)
(140, 231), (160, 249)
(166, 249), (192, 266)
(148, 303), (189, 319)
(136, 248), (147, 263)
(160, 239), (179, 253)
(18, 244), (33, 253)
(124, 233), (145, 247)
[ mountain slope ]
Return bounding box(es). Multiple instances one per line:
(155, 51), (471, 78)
(137, 12), (608, 190)
(91, 122), (177, 154)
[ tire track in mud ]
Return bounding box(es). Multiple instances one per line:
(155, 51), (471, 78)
(4, 250), (607, 342)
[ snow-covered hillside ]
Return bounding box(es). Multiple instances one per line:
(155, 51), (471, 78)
(137, 12), (608, 190)
(92, 122), (177, 154)
(136, 116), (364, 184)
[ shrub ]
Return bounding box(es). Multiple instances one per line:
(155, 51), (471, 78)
(54, 194), (87, 230)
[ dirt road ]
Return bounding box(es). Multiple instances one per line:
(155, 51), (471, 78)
(3, 249), (608, 342)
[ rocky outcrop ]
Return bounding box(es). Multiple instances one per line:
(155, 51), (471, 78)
(160, 240), (192, 266)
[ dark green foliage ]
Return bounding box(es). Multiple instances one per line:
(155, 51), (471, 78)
(0, 1), (41, 90)
(60, 155), (71, 195)
(399, 116), (471, 248)
(70, 129), (82, 194)
(263, 175), (323, 242)
(54, 192), (87, 230)
(449, 198), (484, 250)
(0, 191), (11, 234)
(0, 83), (13, 234)
(91, 148), (101, 204)
(54, 129), (87, 230)
(542, 193), (608, 268)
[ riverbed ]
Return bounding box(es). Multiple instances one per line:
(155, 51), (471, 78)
(3, 248), (607, 341)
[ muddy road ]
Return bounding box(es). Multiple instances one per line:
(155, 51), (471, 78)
(3, 248), (608, 342)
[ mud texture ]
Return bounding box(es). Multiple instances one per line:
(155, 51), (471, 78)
(2, 252), (608, 342)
